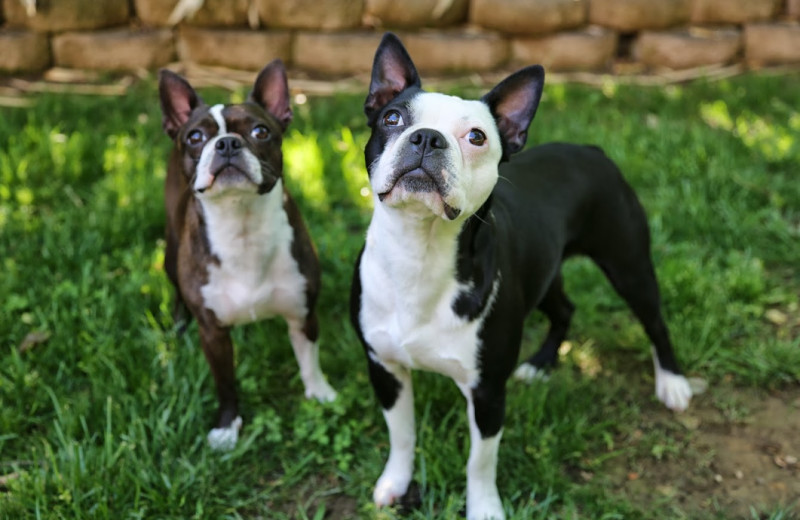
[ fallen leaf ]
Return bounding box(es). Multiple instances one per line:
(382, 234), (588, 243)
(762, 441), (782, 455)
(769, 481), (787, 492)
(688, 377), (708, 395)
(18, 330), (51, 353)
(765, 308), (788, 325)
(0, 472), (19, 488)
(656, 484), (676, 496)
(676, 415), (701, 431)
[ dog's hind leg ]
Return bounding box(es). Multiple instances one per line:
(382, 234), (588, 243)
(287, 313), (337, 402)
(514, 273), (574, 382)
(594, 253), (693, 411)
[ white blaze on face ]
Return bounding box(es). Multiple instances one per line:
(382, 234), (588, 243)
(209, 103), (227, 133)
(371, 93), (503, 219)
(194, 104), (228, 192)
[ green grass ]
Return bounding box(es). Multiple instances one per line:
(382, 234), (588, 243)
(1, 71), (799, 519)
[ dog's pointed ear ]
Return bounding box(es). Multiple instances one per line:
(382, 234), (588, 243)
(250, 59), (292, 131)
(482, 65), (545, 161)
(365, 32), (421, 121)
(159, 69), (202, 140)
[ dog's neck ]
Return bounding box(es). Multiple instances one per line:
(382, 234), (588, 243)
(365, 202), (463, 305)
(197, 180), (288, 261)
(364, 197), (498, 319)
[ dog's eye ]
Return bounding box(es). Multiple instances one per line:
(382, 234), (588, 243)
(468, 129), (486, 146)
(186, 130), (206, 146)
(383, 110), (404, 127)
(251, 125), (271, 140)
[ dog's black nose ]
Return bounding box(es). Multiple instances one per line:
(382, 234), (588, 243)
(409, 129), (448, 154)
(215, 136), (242, 158)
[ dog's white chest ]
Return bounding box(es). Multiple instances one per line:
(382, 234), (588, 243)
(199, 181), (306, 326)
(358, 225), (484, 385)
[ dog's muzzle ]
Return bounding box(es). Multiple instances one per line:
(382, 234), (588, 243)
(195, 135), (259, 193)
(378, 129), (462, 220)
(211, 136), (246, 177)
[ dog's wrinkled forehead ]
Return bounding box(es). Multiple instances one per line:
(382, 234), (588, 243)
(406, 92), (498, 137)
(182, 103), (280, 140)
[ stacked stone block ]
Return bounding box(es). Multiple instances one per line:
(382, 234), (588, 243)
(0, 0), (798, 75)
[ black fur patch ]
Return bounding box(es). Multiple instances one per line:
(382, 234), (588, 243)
(452, 197), (498, 321)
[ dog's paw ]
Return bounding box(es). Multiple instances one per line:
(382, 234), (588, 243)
(512, 362), (548, 383)
(655, 371), (693, 412)
(467, 488), (505, 520)
(207, 416), (242, 451)
(373, 472), (412, 507)
(305, 379), (337, 403)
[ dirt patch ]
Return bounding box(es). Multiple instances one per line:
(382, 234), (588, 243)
(604, 383), (800, 518)
(269, 472), (359, 519)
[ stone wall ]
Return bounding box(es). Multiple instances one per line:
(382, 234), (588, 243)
(1, 0), (799, 76)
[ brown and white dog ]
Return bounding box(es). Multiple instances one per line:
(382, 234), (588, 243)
(158, 61), (336, 451)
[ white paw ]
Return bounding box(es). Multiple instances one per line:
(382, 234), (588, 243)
(207, 416), (242, 451)
(304, 379), (337, 402)
(373, 472), (411, 507)
(467, 490), (505, 520)
(655, 371), (693, 412)
(513, 363), (548, 383)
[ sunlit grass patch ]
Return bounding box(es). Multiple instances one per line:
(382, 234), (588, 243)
(283, 125), (371, 212)
(284, 129), (328, 207)
(700, 99), (799, 161)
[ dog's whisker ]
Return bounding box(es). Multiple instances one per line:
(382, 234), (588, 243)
(472, 212), (489, 226)
(497, 174), (516, 187)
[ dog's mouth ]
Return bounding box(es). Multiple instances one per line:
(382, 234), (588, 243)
(377, 167), (461, 220)
(197, 164), (253, 193)
(213, 164), (249, 181)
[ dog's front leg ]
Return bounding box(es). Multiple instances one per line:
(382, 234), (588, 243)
(369, 359), (416, 507)
(198, 321), (242, 451)
(286, 315), (337, 402)
(461, 382), (506, 520)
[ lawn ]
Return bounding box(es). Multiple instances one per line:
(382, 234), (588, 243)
(1, 70), (799, 519)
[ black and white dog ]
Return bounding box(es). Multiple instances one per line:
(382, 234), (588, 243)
(349, 33), (694, 519)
